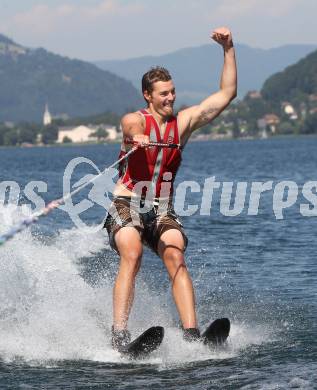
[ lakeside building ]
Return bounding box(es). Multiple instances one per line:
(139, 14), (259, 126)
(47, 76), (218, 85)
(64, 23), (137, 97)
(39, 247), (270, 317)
(281, 102), (298, 120)
(56, 124), (118, 143)
(246, 90), (262, 99)
(257, 114), (280, 136)
(43, 104), (52, 126)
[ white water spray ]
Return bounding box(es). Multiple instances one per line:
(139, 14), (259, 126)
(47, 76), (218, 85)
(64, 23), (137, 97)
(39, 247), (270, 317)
(0, 204), (272, 365)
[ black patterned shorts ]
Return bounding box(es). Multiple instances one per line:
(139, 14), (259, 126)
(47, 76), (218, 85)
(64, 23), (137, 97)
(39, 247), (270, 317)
(104, 196), (188, 255)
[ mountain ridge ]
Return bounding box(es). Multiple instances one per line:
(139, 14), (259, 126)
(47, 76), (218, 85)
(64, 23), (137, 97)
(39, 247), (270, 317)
(261, 48), (317, 104)
(0, 34), (143, 123)
(95, 43), (317, 103)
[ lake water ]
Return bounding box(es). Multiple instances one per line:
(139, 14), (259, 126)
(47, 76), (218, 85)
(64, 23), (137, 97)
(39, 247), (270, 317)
(0, 137), (316, 389)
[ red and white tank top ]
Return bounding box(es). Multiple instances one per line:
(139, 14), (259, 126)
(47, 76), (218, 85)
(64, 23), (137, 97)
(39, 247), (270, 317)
(118, 109), (182, 198)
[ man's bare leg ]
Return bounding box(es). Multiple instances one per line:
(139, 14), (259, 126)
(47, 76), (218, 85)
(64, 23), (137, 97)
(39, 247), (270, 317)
(113, 227), (143, 330)
(157, 229), (197, 329)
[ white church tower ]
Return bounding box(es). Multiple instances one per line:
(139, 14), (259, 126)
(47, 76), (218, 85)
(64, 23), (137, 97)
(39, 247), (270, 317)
(43, 103), (52, 126)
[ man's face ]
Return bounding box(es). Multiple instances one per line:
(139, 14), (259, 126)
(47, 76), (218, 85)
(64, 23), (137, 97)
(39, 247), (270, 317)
(144, 80), (176, 117)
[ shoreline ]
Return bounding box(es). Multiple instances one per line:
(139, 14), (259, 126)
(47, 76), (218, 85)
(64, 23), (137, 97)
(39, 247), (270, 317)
(1, 133), (317, 149)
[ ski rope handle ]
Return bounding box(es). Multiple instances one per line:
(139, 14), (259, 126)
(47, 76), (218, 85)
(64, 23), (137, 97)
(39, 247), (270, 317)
(124, 138), (181, 149)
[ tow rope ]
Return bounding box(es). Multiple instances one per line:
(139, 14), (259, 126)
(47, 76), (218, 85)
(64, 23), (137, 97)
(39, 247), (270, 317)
(0, 141), (180, 246)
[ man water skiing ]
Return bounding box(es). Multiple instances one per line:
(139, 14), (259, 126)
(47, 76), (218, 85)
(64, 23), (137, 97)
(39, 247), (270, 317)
(104, 27), (237, 351)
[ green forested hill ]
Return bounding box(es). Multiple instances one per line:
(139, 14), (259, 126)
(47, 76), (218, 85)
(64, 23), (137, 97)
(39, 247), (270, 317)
(0, 34), (143, 122)
(189, 47), (317, 138)
(261, 49), (317, 105)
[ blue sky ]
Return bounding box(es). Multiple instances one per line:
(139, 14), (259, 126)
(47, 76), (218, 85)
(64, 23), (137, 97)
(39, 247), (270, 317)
(0, 0), (316, 61)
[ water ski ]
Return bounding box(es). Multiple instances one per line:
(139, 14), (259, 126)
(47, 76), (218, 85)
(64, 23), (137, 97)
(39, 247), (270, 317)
(119, 326), (164, 359)
(201, 318), (230, 346)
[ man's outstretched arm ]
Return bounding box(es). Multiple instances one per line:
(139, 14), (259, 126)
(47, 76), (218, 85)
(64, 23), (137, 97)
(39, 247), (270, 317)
(178, 27), (237, 135)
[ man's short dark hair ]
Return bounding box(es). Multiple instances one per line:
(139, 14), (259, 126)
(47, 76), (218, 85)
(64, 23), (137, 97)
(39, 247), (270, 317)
(142, 66), (172, 94)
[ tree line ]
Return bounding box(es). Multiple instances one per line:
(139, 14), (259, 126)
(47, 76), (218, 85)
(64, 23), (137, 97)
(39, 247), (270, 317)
(0, 111), (121, 146)
(0, 123), (58, 146)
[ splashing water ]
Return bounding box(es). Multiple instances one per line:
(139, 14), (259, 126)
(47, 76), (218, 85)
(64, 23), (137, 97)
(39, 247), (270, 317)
(0, 203), (272, 367)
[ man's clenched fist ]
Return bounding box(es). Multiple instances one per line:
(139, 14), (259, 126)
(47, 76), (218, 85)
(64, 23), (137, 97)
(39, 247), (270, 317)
(211, 27), (233, 49)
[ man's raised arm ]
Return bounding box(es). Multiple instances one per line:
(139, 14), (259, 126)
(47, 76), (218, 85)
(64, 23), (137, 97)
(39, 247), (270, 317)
(178, 27), (237, 135)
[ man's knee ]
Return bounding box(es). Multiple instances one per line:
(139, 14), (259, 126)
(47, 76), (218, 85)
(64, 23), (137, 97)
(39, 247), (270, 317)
(164, 248), (184, 265)
(120, 249), (142, 276)
(163, 248), (187, 278)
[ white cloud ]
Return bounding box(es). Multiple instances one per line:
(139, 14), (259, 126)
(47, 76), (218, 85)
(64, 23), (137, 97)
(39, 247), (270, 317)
(210, 0), (304, 20)
(4, 1), (144, 35)
(0, 0), (316, 60)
